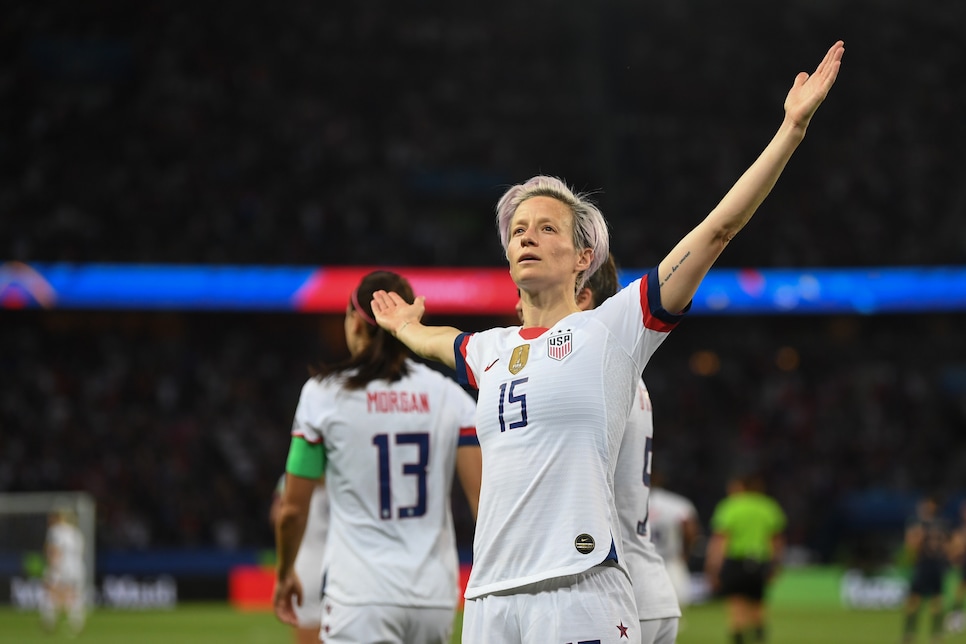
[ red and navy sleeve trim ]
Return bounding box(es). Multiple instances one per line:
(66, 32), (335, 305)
(641, 266), (691, 332)
(454, 332), (478, 389)
(457, 426), (480, 447)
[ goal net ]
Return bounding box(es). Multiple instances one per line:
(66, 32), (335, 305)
(0, 491), (96, 608)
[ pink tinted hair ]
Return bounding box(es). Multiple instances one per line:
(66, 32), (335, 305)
(495, 175), (610, 290)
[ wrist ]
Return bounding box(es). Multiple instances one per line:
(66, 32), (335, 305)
(779, 116), (809, 139)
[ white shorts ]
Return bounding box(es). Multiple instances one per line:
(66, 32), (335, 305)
(462, 563), (639, 644)
(640, 617), (679, 644)
(320, 595), (454, 644)
(45, 564), (85, 589)
(293, 545), (324, 627)
(665, 559), (692, 607)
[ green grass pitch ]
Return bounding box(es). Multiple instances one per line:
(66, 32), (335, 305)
(0, 601), (934, 644)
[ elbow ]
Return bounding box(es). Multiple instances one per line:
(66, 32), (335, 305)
(703, 208), (747, 247)
(715, 222), (743, 248)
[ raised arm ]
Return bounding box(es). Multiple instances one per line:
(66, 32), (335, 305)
(370, 290), (462, 370)
(658, 40), (845, 314)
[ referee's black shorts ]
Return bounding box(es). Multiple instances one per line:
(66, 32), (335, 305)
(910, 559), (947, 597)
(719, 557), (770, 601)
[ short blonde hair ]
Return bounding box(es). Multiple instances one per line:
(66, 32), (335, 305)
(495, 176), (610, 290)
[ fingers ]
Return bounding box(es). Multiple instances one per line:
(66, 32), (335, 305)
(273, 595), (299, 626)
(272, 578), (303, 626)
(371, 290), (410, 311)
(370, 289), (391, 314)
(274, 605), (299, 627)
(816, 40), (845, 85)
(371, 290), (426, 320)
(803, 40), (844, 91)
(815, 40), (844, 74)
(790, 40), (844, 112)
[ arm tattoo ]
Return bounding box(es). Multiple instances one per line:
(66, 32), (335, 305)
(660, 250), (692, 287)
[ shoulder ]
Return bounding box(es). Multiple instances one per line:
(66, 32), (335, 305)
(459, 327), (527, 362)
(407, 360), (455, 386)
(668, 490), (697, 514)
(407, 360), (474, 396)
(712, 497), (735, 519)
(473, 326), (522, 344)
(299, 374), (345, 399)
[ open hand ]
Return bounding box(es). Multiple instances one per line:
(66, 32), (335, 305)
(784, 40), (845, 129)
(371, 290), (425, 336)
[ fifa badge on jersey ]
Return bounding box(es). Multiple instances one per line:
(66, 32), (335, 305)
(508, 344), (529, 374)
(574, 533), (596, 554)
(547, 331), (572, 361)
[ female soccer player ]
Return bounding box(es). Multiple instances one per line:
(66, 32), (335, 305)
(42, 509), (87, 636)
(274, 270), (482, 644)
(371, 40), (845, 644)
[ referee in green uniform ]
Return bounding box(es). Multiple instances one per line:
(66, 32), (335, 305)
(705, 473), (786, 644)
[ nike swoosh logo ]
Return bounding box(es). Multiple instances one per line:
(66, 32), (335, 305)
(484, 359), (499, 372)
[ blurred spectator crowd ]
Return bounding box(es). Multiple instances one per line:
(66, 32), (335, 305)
(2, 0), (965, 269)
(2, 0), (966, 564)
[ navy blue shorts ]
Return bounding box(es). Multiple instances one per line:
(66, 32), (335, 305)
(910, 560), (946, 597)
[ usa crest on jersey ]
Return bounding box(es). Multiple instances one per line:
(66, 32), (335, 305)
(547, 331), (572, 361)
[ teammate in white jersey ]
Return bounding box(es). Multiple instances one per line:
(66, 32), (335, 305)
(648, 475), (700, 609)
(371, 41), (844, 644)
(552, 253), (684, 644)
(584, 256), (684, 644)
(41, 509), (87, 636)
(271, 474), (329, 644)
(273, 270), (483, 644)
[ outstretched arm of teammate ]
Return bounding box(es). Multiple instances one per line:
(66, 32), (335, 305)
(273, 473), (315, 626)
(371, 290), (462, 369)
(456, 444), (483, 521)
(657, 40), (845, 314)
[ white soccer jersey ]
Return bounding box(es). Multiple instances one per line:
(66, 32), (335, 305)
(45, 522), (85, 584)
(614, 381), (682, 620)
(648, 487), (697, 564)
(648, 487), (698, 607)
(291, 359), (478, 609)
(455, 269), (686, 598)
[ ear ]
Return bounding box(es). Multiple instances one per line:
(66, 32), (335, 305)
(575, 287), (595, 311)
(575, 247), (593, 272)
(347, 308), (366, 336)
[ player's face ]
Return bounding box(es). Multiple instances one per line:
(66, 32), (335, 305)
(507, 196), (590, 292)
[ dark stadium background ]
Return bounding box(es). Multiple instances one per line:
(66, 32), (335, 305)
(2, 0), (964, 604)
